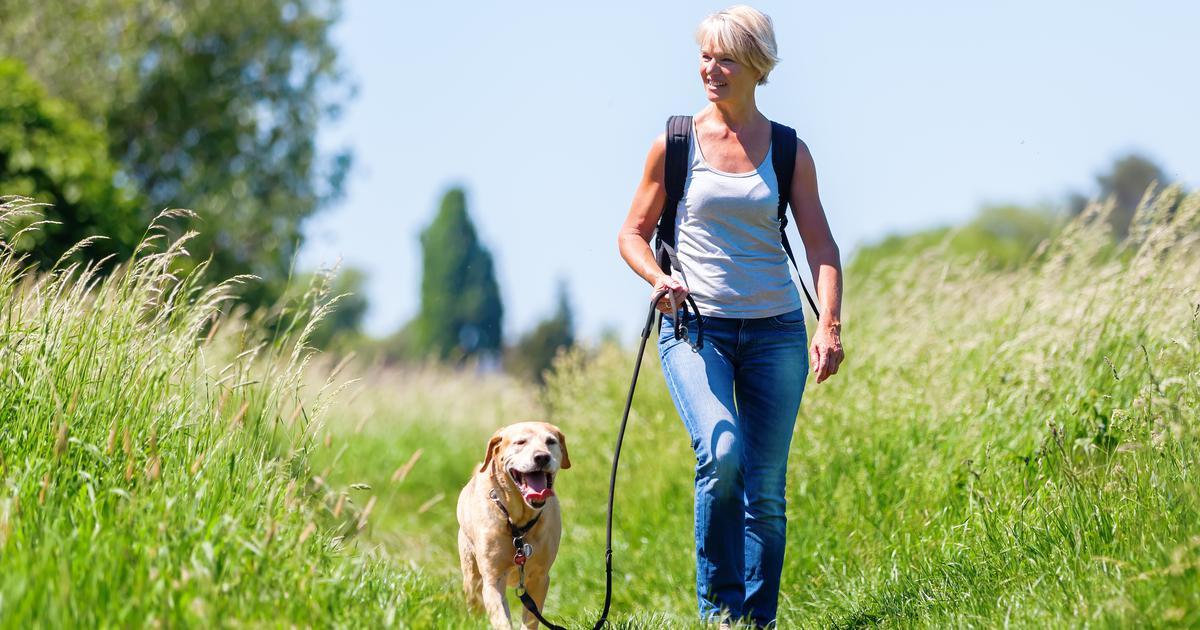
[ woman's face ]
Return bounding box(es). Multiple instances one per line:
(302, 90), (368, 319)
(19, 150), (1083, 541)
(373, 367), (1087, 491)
(698, 41), (758, 103)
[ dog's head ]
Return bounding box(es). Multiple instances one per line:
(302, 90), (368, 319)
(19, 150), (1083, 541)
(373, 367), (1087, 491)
(480, 421), (571, 509)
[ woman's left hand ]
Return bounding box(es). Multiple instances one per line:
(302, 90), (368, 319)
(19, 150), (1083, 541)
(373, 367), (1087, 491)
(809, 322), (844, 384)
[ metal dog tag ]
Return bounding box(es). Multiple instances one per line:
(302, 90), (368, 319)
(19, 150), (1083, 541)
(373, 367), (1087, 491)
(521, 543), (533, 559)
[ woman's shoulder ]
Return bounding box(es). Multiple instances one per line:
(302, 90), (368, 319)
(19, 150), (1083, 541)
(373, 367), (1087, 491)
(634, 131), (669, 183)
(645, 131), (667, 158)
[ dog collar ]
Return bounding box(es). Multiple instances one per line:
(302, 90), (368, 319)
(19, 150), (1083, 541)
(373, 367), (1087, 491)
(488, 489), (542, 537)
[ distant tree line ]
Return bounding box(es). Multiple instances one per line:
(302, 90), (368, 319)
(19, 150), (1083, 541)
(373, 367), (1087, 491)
(851, 152), (1185, 278)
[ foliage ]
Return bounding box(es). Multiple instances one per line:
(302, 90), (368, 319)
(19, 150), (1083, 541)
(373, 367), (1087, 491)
(0, 199), (411, 627)
(849, 203), (1062, 280)
(506, 280), (576, 384)
(0, 59), (142, 266)
(409, 187), (504, 362)
(1069, 153), (1171, 238)
(0, 0), (352, 308)
(286, 265), (370, 353)
(315, 186), (1200, 628)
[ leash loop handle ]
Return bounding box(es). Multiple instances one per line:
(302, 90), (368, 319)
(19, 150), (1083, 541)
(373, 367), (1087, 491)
(664, 290), (704, 351)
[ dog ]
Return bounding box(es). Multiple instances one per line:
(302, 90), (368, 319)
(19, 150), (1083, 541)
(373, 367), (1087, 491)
(457, 421), (571, 629)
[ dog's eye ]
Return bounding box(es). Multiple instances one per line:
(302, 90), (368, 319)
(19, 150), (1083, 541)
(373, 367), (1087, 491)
(545, 437), (558, 446)
(514, 439), (527, 446)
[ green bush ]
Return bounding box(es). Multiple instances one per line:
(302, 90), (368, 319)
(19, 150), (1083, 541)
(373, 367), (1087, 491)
(849, 204), (1062, 281)
(0, 59), (142, 267)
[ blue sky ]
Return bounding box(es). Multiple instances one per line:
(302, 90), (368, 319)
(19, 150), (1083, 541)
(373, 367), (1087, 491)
(302, 1), (1200, 341)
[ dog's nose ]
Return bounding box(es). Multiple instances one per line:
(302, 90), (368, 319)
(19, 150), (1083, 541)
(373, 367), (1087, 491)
(533, 452), (551, 468)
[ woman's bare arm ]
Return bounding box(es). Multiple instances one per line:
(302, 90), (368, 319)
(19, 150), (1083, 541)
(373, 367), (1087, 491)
(790, 140), (845, 382)
(618, 133), (688, 312)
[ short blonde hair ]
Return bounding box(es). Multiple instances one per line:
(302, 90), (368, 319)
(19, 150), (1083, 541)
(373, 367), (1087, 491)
(695, 6), (780, 85)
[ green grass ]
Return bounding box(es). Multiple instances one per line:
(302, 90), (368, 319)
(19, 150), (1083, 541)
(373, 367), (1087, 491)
(0, 201), (421, 627)
(2, 186), (1199, 628)
(313, 188), (1200, 628)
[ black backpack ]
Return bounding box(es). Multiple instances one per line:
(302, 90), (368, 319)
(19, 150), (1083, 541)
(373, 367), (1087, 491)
(654, 115), (820, 318)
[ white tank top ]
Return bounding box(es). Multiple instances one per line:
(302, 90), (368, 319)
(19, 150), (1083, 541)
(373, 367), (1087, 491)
(670, 123), (803, 318)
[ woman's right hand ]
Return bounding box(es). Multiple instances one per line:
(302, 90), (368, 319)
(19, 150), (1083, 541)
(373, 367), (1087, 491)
(653, 275), (689, 314)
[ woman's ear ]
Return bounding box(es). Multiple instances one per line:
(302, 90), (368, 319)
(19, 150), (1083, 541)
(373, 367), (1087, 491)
(480, 432), (503, 473)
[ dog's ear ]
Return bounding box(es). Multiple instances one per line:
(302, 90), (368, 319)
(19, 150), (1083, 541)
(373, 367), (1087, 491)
(552, 427), (571, 470)
(480, 431), (504, 473)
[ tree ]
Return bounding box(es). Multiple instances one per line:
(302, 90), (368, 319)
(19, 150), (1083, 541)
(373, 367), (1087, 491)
(1097, 154), (1166, 238)
(0, 0), (352, 306)
(0, 59), (142, 266)
(507, 281), (575, 384)
(411, 187), (504, 362)
(1069, 153), (1167, 238)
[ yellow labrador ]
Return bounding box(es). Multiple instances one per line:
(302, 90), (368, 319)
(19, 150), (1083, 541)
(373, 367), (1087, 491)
(457, 422), (571, 630)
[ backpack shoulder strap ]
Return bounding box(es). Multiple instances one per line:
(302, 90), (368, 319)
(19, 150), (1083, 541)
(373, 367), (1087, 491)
(770, 121), (798, 227)
(655, 115), (692, 272)
(770, 121), (821, 319)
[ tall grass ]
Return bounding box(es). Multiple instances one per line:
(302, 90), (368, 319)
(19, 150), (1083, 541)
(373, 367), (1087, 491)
(3, 183), (1197, 628)
(316, 186), (1200, 628)
(0, 197), (421, 627)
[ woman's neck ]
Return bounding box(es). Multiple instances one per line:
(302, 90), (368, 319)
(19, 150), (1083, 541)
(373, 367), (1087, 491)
(703, 97), (764, 133)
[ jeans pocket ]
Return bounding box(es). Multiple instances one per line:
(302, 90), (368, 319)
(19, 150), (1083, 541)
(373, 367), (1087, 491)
(767, 307), (806, 330)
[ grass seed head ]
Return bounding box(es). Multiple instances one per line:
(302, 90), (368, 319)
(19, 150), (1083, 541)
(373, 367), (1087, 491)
(190, 452), (204, 476)
(355, 496), (376, 531)
(146, 456), (160, 482)
(298, 521), (316, 544)
(390, 448), (423, 484)
(287, 402), (305, 427)
(230, 400), (250, 427)
(54, 422), (69, 458)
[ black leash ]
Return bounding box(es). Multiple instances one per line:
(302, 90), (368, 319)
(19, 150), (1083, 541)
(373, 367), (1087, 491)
(515, 288), (702, 629)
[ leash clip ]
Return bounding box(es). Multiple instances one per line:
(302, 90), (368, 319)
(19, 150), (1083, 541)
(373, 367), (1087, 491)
(513, 537), (533, 567)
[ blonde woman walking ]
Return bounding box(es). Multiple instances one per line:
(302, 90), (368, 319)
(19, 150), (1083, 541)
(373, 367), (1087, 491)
(618, 6), (844, 627)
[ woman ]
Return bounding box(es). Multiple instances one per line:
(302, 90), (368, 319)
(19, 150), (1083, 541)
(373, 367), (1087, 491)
(617, 6), (844, 627)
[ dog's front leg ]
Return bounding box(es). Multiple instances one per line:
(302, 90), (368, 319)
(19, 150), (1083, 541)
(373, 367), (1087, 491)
(458, 529), (484, 612)
(480, 569), (512, 630)
(520, 573), (549, 630)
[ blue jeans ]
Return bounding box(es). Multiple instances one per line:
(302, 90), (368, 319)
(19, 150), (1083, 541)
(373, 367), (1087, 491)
(659, 308), (808, 627)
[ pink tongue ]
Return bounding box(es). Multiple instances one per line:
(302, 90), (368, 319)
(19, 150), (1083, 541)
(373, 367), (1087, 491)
(521, 471), (553, 501)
